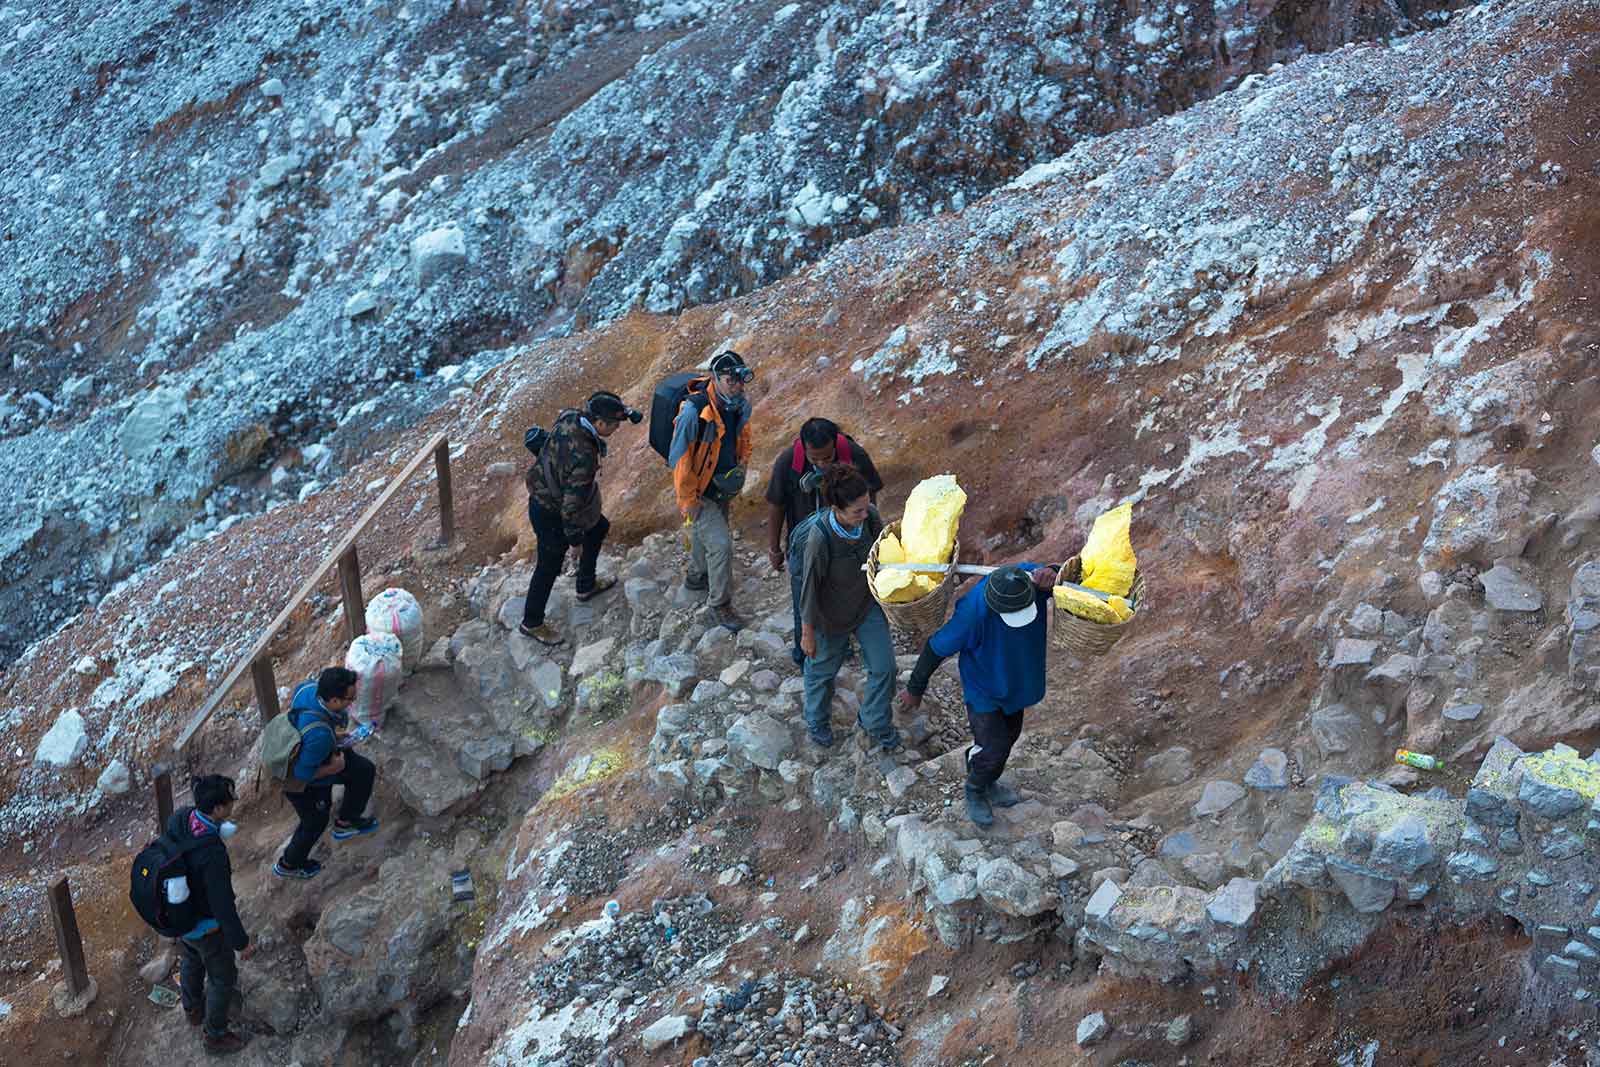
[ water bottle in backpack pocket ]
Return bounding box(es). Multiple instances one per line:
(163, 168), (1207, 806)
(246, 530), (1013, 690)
(129, 832), (211, 937)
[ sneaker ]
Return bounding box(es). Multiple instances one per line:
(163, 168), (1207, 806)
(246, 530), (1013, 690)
(518, 621), (565, 646)
(272, 859), (323, 880)
(878, 733), (904, 754)
(683, 574), (709, 593)
(986, 780), (1023, 808)
(203, 1031), (248, 1056)
(808, 728), (835, 748)
(711, 602), (745, 632)
(575, 576), (616, 602)
(185, 1005), (203, 1027)
(331, 815), (380, 841)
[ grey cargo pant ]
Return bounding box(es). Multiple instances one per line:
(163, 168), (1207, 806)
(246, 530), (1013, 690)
(688, 497), (735, 606)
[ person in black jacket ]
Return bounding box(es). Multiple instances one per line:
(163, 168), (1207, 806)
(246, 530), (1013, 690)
(172, 774), (254, 1056)
(520, 391), (638, 646)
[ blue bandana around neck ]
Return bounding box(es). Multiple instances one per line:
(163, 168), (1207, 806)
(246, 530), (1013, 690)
(828, 509), (863, 541)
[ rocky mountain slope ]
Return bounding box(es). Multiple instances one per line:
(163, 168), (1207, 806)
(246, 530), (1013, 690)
(0, 0), (1451, 666)
(0, 0), (1598, 1064)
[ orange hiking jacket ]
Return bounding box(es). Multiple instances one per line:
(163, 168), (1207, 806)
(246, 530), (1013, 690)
(672, 378), (753, 516)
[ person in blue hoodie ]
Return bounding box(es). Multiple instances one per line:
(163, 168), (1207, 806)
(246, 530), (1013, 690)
(898, 563), (1057, 829)
(171, 774), (253, 1056)
(273, 666), (379, 880)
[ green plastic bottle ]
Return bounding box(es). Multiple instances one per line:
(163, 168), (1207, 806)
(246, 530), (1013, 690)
(1395, 749), (1442, 771)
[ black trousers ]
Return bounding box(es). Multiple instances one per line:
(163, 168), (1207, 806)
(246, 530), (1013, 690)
(280, 750), (376, 868)
(522, 501), (609, 628)
(178, 929), (236, 1038)
(966, 706), (1025, 788)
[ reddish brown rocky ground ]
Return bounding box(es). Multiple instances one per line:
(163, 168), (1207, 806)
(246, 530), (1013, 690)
(2, 2), (1598, 1063)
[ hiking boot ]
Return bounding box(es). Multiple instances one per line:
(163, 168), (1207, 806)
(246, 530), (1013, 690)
(518, 621), (565, 646)
(808, 727), (835, 748)
(683, 574), (709, 593)
(575, 576), (617, 602)
(711, 602), (745, 632)
(272, 858), (323, 880)
(332, 815), (380, 841)
(879, 733), (904, 754)
(986, 780), (1023, 808)
(185, 1005), (203, 1027)
(964, 781), (995, 829)
(203, 1031), (248, 1056)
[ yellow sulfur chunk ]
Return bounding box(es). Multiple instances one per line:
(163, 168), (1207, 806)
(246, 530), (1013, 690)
(900, 475), (966, 565)
(1054, 585), (1134, 624)
(878, 573), (938, 603)
(872, 476), (966, 605)
(1079, 502), (1136, 596)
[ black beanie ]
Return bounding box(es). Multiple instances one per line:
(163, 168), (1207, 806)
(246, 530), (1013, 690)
(587, 391), (628, 420)
(984, 565), (1036, 615)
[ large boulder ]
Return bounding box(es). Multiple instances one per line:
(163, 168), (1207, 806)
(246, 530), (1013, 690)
(1417, 465), (1537, 569)
(303, 840), (462, 1024)
(975, 857), (1058, 917)
(36, 710), (89, 767)
(726, 713), (794, 770)
(411, 225), (468, 286)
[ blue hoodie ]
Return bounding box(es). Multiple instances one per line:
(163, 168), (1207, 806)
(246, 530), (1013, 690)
(925, 564), (1051, 714)
(288, 680), (345, 784)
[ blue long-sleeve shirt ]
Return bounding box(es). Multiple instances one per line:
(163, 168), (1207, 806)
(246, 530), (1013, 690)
(288, 681), (345, 783)
(911, 563), (1051, 713)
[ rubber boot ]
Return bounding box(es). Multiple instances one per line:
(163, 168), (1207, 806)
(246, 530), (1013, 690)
(986, 780), (1022, 808)
(964, 780), (994, 829)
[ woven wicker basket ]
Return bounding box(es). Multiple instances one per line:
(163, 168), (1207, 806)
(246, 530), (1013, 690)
(1050, 555), (1144, 657)
(866, 519), (960, 639)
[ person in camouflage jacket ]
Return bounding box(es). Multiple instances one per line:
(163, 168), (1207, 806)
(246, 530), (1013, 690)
(520, 391), (638, 646)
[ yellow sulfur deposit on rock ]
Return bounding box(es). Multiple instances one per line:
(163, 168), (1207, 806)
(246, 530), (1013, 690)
(1053, 585), (1134, 624)
(871, 476), (966, 604)
(1079, 502), (1136, 596)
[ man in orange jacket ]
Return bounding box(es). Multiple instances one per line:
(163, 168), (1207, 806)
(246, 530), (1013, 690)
(668, 351), (755, 631)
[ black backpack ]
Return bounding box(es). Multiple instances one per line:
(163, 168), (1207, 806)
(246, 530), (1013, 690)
(648, 373), (712, 462)
(130, 828), (214, 937)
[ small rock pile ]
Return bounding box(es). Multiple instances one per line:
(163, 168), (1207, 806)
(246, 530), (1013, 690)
(525, 895), (734, 1013)
(687, 972), (901, 1067)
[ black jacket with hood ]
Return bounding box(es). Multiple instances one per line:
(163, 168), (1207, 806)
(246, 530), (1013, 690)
(167, 806), (250, 951)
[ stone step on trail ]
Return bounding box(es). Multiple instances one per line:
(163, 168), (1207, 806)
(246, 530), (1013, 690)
(365, 668), (519, 818)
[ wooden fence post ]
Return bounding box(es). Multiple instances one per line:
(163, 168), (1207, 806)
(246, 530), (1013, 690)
(153, 767), (174, 835)
(250, 656), (281, 723)
(338, 546), (366, 640)
(434, 438), (455, 546)
(47, 877), (90, 997)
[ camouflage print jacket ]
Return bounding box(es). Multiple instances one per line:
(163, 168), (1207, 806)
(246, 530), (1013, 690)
(526, 409), (605, 540)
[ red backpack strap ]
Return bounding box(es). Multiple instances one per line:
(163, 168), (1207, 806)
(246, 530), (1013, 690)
(835, 434), (852, 466)
(791, 438), (807, 474)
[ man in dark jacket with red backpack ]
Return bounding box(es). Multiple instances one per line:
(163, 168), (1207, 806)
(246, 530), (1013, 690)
(765, 417), (884, 665)
(171, 774), (254, 1055)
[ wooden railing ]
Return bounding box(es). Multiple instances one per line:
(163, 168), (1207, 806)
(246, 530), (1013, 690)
(174, 431), (456, 752)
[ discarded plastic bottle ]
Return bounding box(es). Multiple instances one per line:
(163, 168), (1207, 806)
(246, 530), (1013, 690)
(1395, 749), (1442, 771)
(604, 899), (620, 919)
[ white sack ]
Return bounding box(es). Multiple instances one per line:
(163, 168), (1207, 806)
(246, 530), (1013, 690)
(365, 587), (425, 672)
(345, 632), (403, 729)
